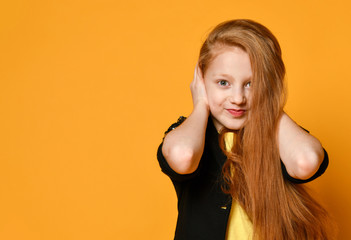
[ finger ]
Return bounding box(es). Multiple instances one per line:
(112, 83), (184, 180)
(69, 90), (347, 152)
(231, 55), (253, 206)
(193, 63), (199, 81)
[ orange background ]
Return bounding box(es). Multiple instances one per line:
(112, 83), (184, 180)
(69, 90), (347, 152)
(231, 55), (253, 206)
(1, 0), (350, 239)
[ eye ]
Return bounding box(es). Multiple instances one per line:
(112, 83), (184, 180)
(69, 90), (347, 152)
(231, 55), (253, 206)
(218, 80), (229, 87)
(244, 81), (251, 88)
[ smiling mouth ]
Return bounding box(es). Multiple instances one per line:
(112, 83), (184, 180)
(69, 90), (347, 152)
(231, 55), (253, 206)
(227, 109), (246, 117)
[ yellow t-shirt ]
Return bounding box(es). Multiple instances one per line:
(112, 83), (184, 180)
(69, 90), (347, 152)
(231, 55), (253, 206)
(223, 132), (253, 240)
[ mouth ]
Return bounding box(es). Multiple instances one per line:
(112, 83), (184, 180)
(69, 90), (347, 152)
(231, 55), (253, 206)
(226, 109), (246, 117)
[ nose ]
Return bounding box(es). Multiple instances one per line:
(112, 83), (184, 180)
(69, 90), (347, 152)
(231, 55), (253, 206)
(228, 87), (246, 105)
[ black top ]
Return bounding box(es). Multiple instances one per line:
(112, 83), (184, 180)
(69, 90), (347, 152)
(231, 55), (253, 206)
(157, 117), (329, 240)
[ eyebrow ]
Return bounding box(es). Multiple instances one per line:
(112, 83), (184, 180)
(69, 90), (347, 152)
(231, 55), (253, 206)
(213, 73), (252, 81)
(213, 73), (234, 79)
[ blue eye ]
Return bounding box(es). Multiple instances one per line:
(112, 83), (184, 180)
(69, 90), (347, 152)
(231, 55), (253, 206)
(245, 82), (251, 88)
(218, 80), (229, 86)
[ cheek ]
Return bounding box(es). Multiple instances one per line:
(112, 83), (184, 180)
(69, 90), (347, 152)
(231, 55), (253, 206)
(207, 91), (223, 112)
(246, 92), (252, 107)
(205, 83), (224, 110)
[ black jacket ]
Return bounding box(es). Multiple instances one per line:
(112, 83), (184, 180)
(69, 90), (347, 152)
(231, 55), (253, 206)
(157, 117), (329, 240)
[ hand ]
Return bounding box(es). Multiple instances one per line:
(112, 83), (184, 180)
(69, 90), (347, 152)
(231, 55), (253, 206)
(190, 64), (209, 110)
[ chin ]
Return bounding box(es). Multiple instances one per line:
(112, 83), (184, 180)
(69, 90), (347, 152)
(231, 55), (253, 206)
(225, 125), (244, 131)
(223, 119), (246, 130)
(218, 121), (244, 131)
(211, 115), (247, 131)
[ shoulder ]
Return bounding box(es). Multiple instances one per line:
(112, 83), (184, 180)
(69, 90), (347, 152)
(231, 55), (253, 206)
(162, 116), (187, 140)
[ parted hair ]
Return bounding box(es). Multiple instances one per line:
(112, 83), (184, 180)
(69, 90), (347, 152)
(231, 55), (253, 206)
(198, 19), (336, 240)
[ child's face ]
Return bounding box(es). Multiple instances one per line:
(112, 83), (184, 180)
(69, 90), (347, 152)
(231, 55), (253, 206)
(204, 47), (252, 131)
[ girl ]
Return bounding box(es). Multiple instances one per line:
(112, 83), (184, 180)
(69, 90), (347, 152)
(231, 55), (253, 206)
(157, 19), (335, 240)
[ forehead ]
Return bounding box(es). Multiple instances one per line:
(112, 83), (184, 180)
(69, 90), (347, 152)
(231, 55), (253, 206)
(205, 46), (252, 79)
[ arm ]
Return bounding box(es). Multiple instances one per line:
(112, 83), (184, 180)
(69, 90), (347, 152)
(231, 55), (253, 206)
(277, 112), (325, 180)
(162, 66), (209, 174)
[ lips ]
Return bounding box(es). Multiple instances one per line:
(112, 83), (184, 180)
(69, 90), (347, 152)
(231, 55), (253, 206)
(227, 109), (246, 117)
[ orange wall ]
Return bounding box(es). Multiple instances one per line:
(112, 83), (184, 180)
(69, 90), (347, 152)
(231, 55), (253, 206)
(1, 0), (350, 239)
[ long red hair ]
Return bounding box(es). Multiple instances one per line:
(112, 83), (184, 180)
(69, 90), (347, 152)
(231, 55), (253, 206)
(198, 19), (336, 239)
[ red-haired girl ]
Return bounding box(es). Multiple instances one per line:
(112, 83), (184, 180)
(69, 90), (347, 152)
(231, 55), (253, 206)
(157, 19), (336, 240)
